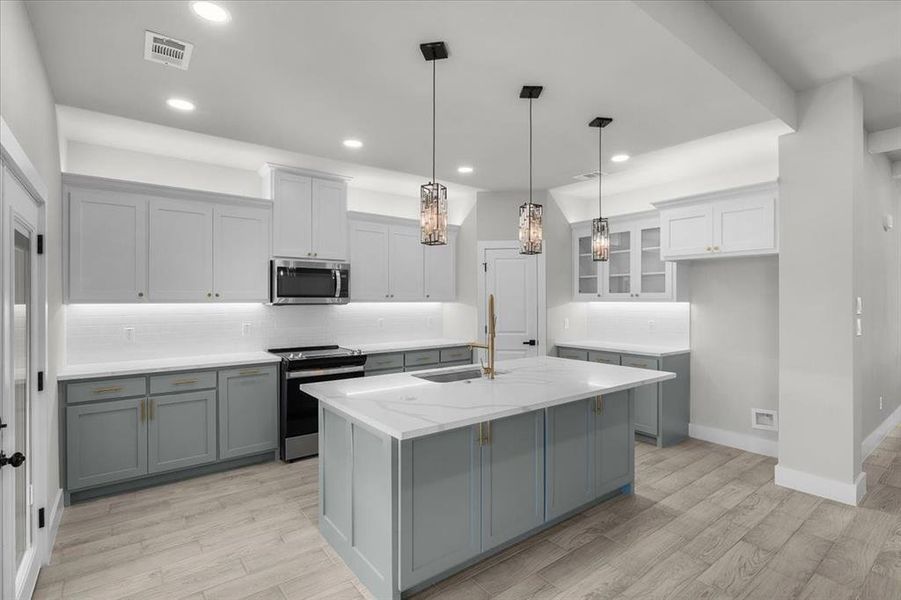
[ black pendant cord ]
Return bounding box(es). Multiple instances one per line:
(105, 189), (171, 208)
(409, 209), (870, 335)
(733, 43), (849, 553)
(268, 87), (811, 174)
(432, 59), (436, 185)
(598, 124), (603, 218)
(529, 97), (533, 206)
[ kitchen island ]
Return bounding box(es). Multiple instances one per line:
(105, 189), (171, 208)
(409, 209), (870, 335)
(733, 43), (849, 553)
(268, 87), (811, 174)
(301, 356), (675, 599)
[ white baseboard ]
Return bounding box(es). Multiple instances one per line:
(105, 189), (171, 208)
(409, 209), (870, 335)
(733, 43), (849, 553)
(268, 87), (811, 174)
(775, 464), (866, 506)
(689, 423), (778, 457)
(862, 402), (901, 461)
(45, 487), (64, 563)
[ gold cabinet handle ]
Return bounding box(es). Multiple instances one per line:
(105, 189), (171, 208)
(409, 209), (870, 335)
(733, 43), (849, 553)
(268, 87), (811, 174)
(93, 385), (124, 394)
(239, 368), (261, 376)
(172, 379), (199, 385)
(595, 396), (604, 414)
(149, 398), (155, 420)
(705, 245), (712, 252)
(713, 245), (720, 252)
(140, 399), (146, 423)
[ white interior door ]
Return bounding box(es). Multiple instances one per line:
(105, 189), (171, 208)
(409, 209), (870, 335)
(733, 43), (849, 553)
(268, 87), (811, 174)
(483, 247), (539, 361)
(2, 164), (42, 600)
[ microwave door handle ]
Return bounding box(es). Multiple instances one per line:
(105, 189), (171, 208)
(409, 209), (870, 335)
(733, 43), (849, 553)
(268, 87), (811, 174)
(334, 269), (342, 298)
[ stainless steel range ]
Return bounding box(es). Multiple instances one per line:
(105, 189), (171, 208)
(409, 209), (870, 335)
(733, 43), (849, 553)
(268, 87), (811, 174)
(269, 345), (366, 461)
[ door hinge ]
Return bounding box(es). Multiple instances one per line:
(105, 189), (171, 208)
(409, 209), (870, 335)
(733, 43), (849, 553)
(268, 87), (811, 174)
(38, 507), (45, 528)
(37, 234), (44, 255)
(28, 484), (34, 506)
(482, 262), (487, 272)
(38, 371), (44, 391)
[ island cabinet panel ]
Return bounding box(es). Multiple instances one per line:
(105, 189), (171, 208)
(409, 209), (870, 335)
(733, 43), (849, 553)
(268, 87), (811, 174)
(545, 399), (594, 520)
(481, 412), (545, 551)
(217, 366), (278, 459)
(595, 391), (634, 496)
(621, 355), (659, 438)
(400, 425), (481, 590)
(148, 390), (217, 474)
(67, 398), (148, 490)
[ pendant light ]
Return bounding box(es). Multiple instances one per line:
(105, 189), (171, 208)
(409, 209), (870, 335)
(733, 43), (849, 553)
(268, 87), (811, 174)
(589, 117), (613, 261)
(420, 41), (449, 246)
(519, 85), (544, 255)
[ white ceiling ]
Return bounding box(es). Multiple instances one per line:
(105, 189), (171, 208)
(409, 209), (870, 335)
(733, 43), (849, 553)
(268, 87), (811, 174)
(25, 0), (776, 192)
(708, 0), (901, 131)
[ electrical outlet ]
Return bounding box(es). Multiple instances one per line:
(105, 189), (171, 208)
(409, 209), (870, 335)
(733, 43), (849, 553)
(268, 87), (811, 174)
(880, 396), (884, 411)
(242, 322), (252, 337)
(648, 320), (656, 333)
(564, 318), (570, 330)
(123, 327), (135, 343)
(377, 318), (384, 329)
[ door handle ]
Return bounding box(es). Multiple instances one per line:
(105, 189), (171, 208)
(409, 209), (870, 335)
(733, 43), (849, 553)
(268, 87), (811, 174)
(522, 339), (537, 346)
(0, 452), (25, 469)
(334, 270), (342, 298)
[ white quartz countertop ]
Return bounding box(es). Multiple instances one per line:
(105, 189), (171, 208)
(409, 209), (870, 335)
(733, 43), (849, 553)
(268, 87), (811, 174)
(57, 351), (281, 381)
(556, 340), (690, 357)
(351, 338), (471, 354)
(302, 355), (675, 440)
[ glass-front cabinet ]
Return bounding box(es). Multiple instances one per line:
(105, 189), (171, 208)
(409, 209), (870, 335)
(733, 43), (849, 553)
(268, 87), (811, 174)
(572, 213), (679, 301)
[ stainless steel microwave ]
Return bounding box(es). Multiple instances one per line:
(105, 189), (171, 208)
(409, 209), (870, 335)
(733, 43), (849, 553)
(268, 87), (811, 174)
(269, 258), (350, 305)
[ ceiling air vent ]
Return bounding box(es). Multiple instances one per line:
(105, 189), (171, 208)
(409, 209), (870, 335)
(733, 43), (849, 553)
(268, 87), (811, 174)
(144, 31), (194, 70)
(572, 169), (608, 182)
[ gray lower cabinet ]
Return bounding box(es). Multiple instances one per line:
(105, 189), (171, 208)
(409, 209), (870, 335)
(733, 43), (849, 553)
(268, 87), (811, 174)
(148, 390), (217, 473)
(596, 390), (633, 495)
(480, 412), (544, 550)
(556, 346), (690, 447)
(218, 365), (279, 459)
(545, 399), (594, 520)
(400, 425), (481, 589)
(67, 398), (148, 490)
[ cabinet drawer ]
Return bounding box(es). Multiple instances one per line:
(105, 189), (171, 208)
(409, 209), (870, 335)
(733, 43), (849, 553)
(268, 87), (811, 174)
(440, 346), (472, 363)
(588, 351), (620, 365)
(67, 377), (147, 404)
(150, 371), (217, 394)
(365, 367), (405, 376)
(365, 352), (404, 372)
(405, 350), (440, 367)
(557, 347), (588, 361)
(620, 355), (659, 370)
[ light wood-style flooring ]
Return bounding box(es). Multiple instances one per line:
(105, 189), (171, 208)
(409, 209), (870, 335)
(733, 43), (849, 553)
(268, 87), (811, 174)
(33, 425), (901, 600)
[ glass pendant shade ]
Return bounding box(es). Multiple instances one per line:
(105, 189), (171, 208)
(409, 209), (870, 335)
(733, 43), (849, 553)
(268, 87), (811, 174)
(591, 217), (609, 261)
(519, 201), (544, 255)
(420, 182), (448, 245)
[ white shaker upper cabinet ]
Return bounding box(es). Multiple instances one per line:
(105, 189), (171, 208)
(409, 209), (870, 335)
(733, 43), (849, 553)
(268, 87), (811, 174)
(264, 165), (349, 260)
(312, 178), (348, 261)
(423, 231), (456, 301)
(271, 170), (313, 258)
(148, 198), (214, 301)
(388, 225), (424, 301)
(68, 187), (149, 302)
(656, 182), (778, 260)
(349, 220), (391, 300)
(213, 205), (271, 302)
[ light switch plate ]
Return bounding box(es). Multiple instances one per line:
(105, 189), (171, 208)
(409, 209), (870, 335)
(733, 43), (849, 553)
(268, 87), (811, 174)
(564, 318), (570, 330)
(123, 327), (135, 343)
(242, 322), (252, 337)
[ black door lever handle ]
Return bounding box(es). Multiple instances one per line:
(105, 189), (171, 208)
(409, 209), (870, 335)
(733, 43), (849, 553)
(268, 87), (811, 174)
(0, 451), (26, 469)
(522, 339), (537, 346)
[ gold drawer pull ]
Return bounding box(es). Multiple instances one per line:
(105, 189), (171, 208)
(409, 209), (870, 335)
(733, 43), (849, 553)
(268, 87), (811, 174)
(239, 369), (261, 376)
(172, 379), (199, 385)
(140, 399), (146, 422)
(93, 385), (124, 394)
(595, 396), (604, 414)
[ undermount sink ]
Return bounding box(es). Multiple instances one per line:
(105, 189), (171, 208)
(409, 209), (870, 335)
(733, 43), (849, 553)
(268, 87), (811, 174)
(413, 368), (484, 383)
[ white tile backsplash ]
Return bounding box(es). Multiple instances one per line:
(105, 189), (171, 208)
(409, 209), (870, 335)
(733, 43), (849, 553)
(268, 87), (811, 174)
(66, 303), (446, 364)
(557, 302), (690, 348)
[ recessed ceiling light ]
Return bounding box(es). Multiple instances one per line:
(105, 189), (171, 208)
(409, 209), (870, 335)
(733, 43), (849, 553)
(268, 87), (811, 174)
(457, 166), (474, 174)
(611, 154), (630, 163)
(343, 139), (363, 149)
(191, 1), (231, 23)
(166, 97), (195, 111)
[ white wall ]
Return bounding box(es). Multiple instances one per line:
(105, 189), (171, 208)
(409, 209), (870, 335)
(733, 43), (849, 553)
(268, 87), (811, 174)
(778, 77), (861, 502)
(856, 138), (901, 444)
(0, 0), (63, 568)
(689, 256), (779, 450)
(66, 303), (446, 364)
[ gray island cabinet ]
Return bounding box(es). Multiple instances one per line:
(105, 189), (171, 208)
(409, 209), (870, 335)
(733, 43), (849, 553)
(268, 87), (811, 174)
(303, 356), (673, 599)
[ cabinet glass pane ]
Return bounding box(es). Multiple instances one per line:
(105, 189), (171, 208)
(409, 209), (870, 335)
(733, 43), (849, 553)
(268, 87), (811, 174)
(641, 249), (665, 274)
(641, 227), (660, 250)
(577, 236), (591, 255)
(579, 276), (598, 294)
(610, 231), (631, 252)
(579, 255), (597, 278)
(641, 274), (665, 293)
(608, 229), (631, 294)
(609, 275), (631, 294)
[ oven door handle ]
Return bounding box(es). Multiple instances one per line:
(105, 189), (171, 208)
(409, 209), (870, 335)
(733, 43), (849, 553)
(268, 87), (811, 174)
(286, 365), (365, 379)
(334, 269), (342, 298)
